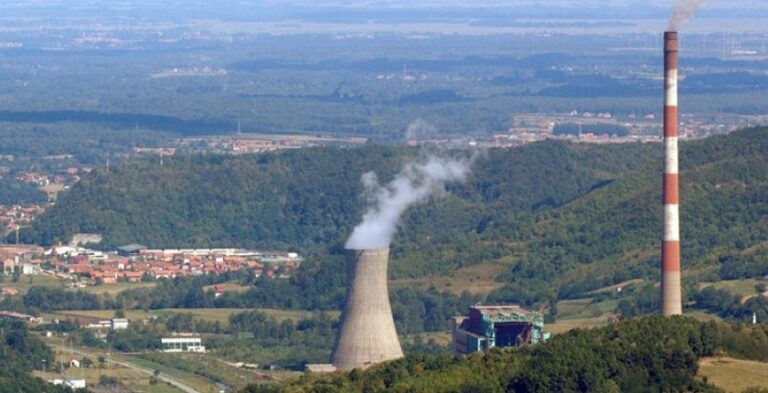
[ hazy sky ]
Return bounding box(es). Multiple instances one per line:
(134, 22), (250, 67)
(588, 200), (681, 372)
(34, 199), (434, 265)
(0, 0), (765, 33)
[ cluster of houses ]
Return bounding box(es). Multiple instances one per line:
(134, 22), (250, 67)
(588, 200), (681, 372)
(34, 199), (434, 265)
(0, 204), (46, 235)
(0, 244), (302, 285)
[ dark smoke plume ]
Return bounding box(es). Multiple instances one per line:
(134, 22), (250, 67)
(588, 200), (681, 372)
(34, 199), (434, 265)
(669, 0), (707, 30)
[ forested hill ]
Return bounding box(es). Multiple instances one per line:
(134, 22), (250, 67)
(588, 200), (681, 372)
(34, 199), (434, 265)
(244, 317), (768, 393)
(19, 127), (768, 290)
(19, 140), (654, 253)
(0, 320), (69, 393)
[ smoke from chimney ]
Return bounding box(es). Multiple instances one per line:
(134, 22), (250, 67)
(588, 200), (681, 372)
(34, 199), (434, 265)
(669, 0), (706, 30)
(345, 155), (472, 250)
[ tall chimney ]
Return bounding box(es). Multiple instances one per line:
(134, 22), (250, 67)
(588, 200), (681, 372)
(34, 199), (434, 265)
(662, 31), (682, 316)
(331, 248), (404, 370)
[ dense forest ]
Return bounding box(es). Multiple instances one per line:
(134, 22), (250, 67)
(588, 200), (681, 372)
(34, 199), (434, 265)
(0, 178), (48, 205)
(241, 317), (768, 393)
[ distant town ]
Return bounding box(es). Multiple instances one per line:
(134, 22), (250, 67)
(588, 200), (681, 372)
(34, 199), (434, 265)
(0, 243), (302, 287)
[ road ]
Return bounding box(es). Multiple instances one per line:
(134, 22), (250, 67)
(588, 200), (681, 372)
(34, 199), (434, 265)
(48, 344), (203, 393)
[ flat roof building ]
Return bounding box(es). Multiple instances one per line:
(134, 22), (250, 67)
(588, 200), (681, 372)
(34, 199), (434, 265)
(453, 305), (549, 355)
(161, 337), (206, 353)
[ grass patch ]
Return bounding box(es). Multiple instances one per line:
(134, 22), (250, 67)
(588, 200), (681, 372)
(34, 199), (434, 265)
(392, 263), (507, 296)
(81, 282), (157, 296)
(700, 279), (765, 298)
(1, 274), (66, 294)
(699, 357), (768, 392)
(556, 298), (593, 318)
(51, 308), (339, 326)
(404, 331), (452, 348)
(547, 316), (613, 335)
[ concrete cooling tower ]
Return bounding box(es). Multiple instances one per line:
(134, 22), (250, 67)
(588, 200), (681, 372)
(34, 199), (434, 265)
(331, 248), (404, 370)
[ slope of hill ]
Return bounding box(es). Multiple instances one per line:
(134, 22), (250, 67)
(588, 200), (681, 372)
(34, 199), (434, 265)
(19, 140), (654, 278)
(242, 317), (768, 393)
(492, 127), (768, 300)
(0, 320), (69, 393)
(17, 127), (768, 296)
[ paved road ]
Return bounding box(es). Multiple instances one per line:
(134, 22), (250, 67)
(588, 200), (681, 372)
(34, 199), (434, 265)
(50, 345), (203, 393)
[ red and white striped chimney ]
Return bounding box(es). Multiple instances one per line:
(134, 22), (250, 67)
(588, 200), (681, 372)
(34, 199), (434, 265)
(662, 31), (682, 316)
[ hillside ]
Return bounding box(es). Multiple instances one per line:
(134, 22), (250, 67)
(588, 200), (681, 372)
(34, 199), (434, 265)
(0, 320), (69, 393)
(243, 317), (768, 393)
(17, 127), (768, 297)
(19, 140), (654, 277)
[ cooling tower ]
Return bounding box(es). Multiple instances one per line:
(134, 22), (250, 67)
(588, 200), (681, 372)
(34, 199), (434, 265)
(662, 31), (683, 316)
(331, 248), (404, 370)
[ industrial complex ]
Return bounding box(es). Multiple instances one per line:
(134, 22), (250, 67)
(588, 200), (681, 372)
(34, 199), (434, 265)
(452, 305), (549, 355)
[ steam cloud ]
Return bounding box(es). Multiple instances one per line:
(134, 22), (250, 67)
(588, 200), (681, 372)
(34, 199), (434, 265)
(405, 118), (438, 141)
(345, 155), (472, 250)
(669, 0), (707, 30)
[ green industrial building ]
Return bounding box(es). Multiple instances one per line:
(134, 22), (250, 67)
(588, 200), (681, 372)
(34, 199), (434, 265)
(452, 305), (550, 354)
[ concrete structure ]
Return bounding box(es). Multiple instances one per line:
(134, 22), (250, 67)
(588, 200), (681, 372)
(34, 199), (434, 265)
(85, 320), (112, 329)
(452, 305), (549, 354)
(52, 378), (86, 389)
(111, 318), (129, 330)
(1, 257), (16, 275)
(21, 262), (38, 275)
(662, 31), (683, 316)
(161, 337), (206, 353)
(306, 364), (337, 373)
(331, 248), (403, 370)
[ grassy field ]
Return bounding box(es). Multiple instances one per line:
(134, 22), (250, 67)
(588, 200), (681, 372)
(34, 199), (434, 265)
(588, 279), (644, 295)
(546, 316), (613, 335)
(404, 331), (452, 348)
(49, 308), (340, 326)
(556, 298), (594, 317)
(700, 278), (766, 298)
(392, 263), (507, 295)
(81, 282), (157, 296)
(685, 311), (724, 323)
(127, 355), (222, 392)
(699, 357), (768, 392)
(0, 274), (66, 294)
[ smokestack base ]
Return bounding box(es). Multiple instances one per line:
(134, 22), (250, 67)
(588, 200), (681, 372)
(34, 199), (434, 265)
(331, 248), (403, 370)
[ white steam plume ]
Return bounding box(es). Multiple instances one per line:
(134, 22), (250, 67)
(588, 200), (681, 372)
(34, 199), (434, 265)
(669, 0), (707, 30)
(345, 155), (471, 250)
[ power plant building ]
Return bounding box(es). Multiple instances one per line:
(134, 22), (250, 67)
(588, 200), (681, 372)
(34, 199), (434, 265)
(452, 305), (549, 354)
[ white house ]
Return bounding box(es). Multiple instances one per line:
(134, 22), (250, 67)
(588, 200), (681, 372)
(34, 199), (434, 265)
(111, 318), (129, 330)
